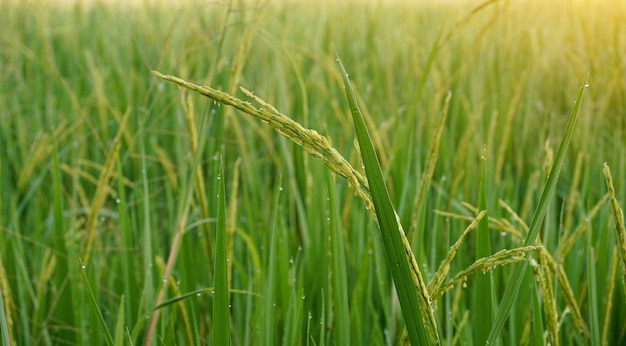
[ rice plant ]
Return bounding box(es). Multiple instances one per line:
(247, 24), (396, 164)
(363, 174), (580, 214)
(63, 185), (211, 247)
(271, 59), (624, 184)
(1, 0), (625, 345)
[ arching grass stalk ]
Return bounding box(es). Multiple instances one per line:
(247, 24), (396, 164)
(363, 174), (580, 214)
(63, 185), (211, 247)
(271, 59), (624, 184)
(152, 68), (439, 344)
(487, 74), (589, 344)
(335, 54), (439, 345)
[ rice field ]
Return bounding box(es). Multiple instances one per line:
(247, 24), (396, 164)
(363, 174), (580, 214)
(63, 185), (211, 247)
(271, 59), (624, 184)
(1, 0), (625, 345)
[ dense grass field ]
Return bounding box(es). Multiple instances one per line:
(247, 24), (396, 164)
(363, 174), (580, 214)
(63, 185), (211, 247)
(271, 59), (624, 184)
(1, 0), (626, 344)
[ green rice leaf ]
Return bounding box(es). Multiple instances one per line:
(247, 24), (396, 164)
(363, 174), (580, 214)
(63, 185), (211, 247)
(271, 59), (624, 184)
(473, 155), (493, 345)
(214, 156), (231, 345)
(327, 171), (350, 345)
(79, 259), (114, 346)
(531, 286), (544, 345)
(487, 74), (589, 344)
(114, 295), (126, 346)
(336, 52), (437, 345)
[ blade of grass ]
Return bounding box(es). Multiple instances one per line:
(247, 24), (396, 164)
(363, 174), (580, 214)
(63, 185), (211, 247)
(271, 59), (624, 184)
(114, 295), (126, 346)
(586, 223), (600, 346)
(327, 171), (350, 345)
(487, 74), (589, 344)
(79, 258), (114, 346)
(262, 175), (283, 346)
(51, 142), (76, 344)
(409, 92), (451, 250)
(214, 156), (230, 345)
(530, 284), (544, 346)
(144, 110), (210, 346)
(473, 154), (493, 345)
(115, 155), (139, 323)
(335, 52), (438, 345)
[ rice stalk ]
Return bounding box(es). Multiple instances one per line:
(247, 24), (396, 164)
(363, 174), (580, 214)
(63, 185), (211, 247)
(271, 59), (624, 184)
(487, 75), (588, 344)
(428, 210), (486, 297)
(494, 78), (526, 185)
(337, 54), (438, 344)
(563, 152), (584, 233)
(151, 71), (372, 212)
(603, 163), (626, 296)
(602, 248), (618, 345)
(181, 92), (213, 267)
(227, 158), (242, 288)
(409, 91), (451, 241)
(499, 198), (588, 339)
(559, 193), (610, 257)
(535, 251), (559, 346)
(432, 246), (541, 301)
(143, 111), (210, 346)
(82, 108), (131, 263)
(154, 256), (194, 345)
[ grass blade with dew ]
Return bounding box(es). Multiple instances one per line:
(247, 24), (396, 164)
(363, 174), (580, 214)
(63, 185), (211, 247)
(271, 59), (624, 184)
(79, 258), (114, 346)
(327, 171), (350, 345)
(487, 74), (589, 344)
(335, 52), (438, 345)
(144, 111), (211, 346)
(473, 154), (494, 345)
(214, 155), (230, 345)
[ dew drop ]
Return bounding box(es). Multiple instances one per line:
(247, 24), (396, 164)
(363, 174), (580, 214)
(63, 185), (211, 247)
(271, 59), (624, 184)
(196, 293), (202, 297)
(279, 186), (283, 191)
(584, 82), (589, 88)
(116, 198), (121, 204)
(81, 264), (86, 269)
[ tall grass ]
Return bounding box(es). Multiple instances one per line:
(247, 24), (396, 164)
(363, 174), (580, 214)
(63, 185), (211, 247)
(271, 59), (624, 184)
(1, 0), (625, 344)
